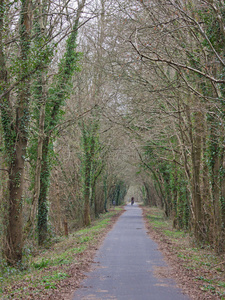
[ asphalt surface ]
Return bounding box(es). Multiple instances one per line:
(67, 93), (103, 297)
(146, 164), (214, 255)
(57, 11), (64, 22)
(73, 204), (190, 300)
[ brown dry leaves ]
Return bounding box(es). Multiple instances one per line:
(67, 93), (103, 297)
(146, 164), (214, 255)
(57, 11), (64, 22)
(142, 206), (223, 300)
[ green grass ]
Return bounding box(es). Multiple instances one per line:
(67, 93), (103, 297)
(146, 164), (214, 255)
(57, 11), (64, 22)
(218, 282), (225, 288)
(0, 207), (123, 299)
(41, 272), (69, 289)
(163, 230), (186, 238)
(147, 213), (169, 228)
(32, 244), (86, 270)
(33, 258), (51, 270)
(196, 276), (213, 283)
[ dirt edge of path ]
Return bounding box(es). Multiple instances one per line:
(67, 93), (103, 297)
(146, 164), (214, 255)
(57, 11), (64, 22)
(142, 206), (221, 300)
(48, 208), (126, 300)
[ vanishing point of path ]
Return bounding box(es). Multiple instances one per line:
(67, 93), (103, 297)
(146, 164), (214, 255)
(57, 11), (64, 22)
(73, 204), (190, 300)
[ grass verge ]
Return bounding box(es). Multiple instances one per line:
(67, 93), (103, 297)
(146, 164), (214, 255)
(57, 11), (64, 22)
(143, 206), (225, 300)
(0, 207), (124, 300)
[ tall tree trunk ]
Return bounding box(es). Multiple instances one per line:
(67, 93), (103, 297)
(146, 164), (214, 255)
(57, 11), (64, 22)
(104, 175), (108, 212)
(29, 0), (48, 234)
(55, 168), (63, 234)
(83, 154), (91, 226)
(220, 152), (225, 238)
(0, 0), (11, 245)
(4, 0), (32, 265)
(209, 116), (222, 251)
(30, 98), (46, 229)
(6, 142), (26, 263)
(193, 112), (204, 240)
(82, 124), (91, 226)
(38, 136), (50, 245)
(186, 104), (204, 241)
(37, 0), (86, 244)
(201, 133), (212, 241)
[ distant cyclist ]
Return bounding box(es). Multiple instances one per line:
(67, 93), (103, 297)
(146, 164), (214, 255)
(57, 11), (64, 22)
(131, 197), (134, 205)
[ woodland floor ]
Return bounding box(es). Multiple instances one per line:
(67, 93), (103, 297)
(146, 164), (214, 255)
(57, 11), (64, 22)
(142, 206), (225, 300)
(1, 205), (225, 299)
(0, 208), (125, 300)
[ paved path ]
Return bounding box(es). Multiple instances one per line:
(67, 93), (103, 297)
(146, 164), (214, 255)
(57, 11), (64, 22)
(73, 204), (190, 300)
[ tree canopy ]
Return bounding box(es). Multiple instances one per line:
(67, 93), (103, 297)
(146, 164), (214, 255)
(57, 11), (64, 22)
(1, 0), (225, 266)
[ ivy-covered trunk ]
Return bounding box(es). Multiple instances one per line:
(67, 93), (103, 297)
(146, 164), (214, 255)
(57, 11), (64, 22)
(208, 114), (223, 251)
(37, 0), (86, 244)
(26, 1), (49, 236)
(104, 175), (108, 212)
(185, 102), (204, 241)
(6, 136), (27, 264)
(83, 156), (91, 226)
(191, 111), (204, 241)
(81, 121), (95, 226)
(82, 124), (91, 226)
(3, 0), (32, 265)
(0, 0), (10, 219)
(30, 0), (48, 230)
(38, 136), (50, 245)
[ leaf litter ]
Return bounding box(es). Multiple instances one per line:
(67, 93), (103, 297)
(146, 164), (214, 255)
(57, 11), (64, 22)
(143, 206), (224, 300)
(1, 209), (125, 300)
